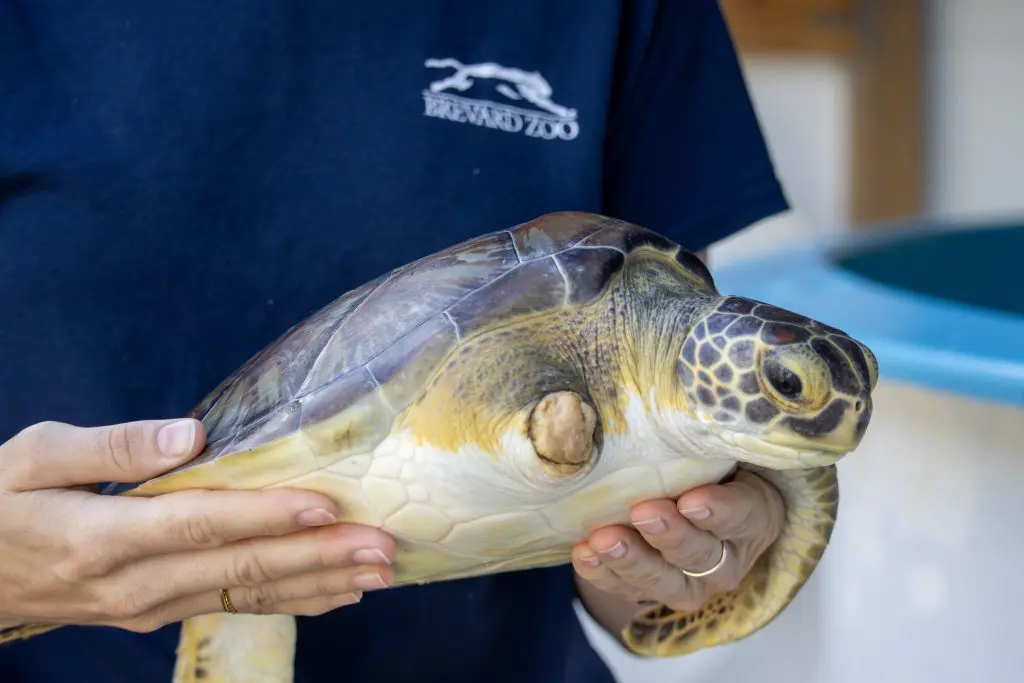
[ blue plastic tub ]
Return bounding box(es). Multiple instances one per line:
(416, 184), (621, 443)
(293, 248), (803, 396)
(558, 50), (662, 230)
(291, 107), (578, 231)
(714, 219), (1024, 407)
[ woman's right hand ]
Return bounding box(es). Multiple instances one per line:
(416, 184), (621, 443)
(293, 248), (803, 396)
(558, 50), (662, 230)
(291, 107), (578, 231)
(0, 418), (395, 633)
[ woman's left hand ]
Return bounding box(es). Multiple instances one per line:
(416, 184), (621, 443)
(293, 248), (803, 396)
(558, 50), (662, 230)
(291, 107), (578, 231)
(572, 470), (785, 613)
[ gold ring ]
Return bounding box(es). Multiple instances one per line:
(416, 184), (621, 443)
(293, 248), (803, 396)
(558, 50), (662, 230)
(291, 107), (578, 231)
(219, 588), (237, 614)
(681, 540), (728, 578)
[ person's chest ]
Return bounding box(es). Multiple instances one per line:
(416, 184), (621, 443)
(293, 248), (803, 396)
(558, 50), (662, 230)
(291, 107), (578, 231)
(0, 0), (629, 429)
(3, 0), (628, 292)
(5, 0), (620, 248)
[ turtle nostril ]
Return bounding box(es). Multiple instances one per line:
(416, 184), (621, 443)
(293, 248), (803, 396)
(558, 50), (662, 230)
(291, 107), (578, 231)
(855, 400), (863, 411)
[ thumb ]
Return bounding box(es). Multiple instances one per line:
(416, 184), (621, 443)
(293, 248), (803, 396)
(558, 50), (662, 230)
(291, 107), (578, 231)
(1, 418), (206, 491)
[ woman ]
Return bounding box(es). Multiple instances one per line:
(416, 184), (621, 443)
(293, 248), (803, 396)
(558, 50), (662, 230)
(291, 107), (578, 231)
(0, 1), (792, 681)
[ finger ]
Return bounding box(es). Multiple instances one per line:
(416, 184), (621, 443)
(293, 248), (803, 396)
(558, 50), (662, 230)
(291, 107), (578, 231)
(110, 522), (396, 610)
(628, 499), (730, 577)
(570, 542), (642, 601)
(254, 591), (364, 618)
(89, 487), (342, 562)
(233, 562), (392, 607)
(138, 561), (393, 624)
(675, 470), (785, 545)
(112, 586), (366, 631)
(585, 526), (688, 606)
(2, 419), (205, 490)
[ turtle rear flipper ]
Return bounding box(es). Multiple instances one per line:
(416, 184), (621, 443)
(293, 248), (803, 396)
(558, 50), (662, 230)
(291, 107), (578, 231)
(0, 616), (295, 683)
(624, 465), (838, 656)
(172, 613), (295, 683)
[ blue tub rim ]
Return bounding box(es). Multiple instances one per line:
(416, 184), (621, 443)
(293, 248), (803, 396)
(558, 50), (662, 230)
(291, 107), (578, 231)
(711, 217), (1024, 408)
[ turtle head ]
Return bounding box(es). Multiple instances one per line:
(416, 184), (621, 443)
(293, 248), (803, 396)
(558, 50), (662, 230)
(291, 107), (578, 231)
(675, 295), (877, 468)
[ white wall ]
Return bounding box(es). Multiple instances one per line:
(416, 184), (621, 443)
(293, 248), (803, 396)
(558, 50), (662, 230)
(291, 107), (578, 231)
(713, 0), (1024, 265)
(926, 0), (1024, 219)
(709, 57), (852, 265)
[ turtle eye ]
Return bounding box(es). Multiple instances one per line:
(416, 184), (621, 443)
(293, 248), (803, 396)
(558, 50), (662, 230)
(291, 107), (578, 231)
(764, 361), (803, 400)
(760, 349), (830, 411)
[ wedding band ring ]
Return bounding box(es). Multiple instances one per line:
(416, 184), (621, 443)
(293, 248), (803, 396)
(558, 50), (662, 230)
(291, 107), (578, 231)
(681, 540), (728, 578)
(219, 588), (237, 614)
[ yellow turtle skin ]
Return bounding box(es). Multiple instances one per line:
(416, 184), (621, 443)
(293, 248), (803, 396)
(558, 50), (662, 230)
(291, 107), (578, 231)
(1, 212), (878, 683)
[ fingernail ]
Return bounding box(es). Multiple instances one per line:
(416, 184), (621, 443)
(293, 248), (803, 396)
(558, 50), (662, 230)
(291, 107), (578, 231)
(598, 541), (627, 559)
(578, 552), (600, 567)
(352, 548), (392, 565)
(353, 572), (389, 590)
(331, 591), (362, 607)
(296, 508), (337, 527)
(156, 420), (195, 458)
(679, 505), (711, 520)
(633, 517), (667, 534)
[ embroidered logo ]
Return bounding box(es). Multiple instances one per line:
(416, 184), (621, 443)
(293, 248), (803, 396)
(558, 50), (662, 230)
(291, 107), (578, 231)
(422, 58), (579, 141)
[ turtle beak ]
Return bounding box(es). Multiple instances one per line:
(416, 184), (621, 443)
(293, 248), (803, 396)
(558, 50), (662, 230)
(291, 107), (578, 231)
(771, 391), (873, 456)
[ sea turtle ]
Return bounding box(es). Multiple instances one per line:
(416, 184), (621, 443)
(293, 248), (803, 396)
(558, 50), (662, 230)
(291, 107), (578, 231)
(1, 211), (877, 682)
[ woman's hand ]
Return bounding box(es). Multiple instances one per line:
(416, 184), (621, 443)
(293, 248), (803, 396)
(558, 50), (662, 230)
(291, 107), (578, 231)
(0, 418), (394, 633)
(572, 471), (785, 640)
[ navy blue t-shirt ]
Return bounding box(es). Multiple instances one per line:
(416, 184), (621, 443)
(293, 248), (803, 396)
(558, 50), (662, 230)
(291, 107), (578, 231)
(0, 1), (788, 681)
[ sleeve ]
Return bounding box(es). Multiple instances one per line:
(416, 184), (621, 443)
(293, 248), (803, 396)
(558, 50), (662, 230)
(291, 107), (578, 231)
(601, 0), (789, 252)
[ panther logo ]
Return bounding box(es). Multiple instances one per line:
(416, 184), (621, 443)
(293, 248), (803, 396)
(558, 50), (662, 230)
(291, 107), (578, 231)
(425, 58), (577, 119)
(421, 57), (580, 141)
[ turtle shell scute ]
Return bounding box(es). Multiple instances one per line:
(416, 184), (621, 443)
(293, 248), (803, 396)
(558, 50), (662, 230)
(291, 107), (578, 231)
(188, 212), (697, 460)
(573, 218), (715, 291)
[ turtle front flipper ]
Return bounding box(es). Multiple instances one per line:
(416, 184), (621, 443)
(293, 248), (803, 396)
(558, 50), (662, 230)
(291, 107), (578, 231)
(0, 614), (298, 682)
(172, 613), (296, 683)
(623, 465), (838, 657)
